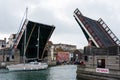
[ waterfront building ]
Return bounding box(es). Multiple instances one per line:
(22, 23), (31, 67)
(0, 38), (6, 49)
(44, 41), (56, 62)
(0, 48), (20, 67)
(56, 52), (69, 63)
(0, 37), (20, 67)
(52, 43), (77, 64)
(45, 42), (76, 61)
(84, 46), (120, 70)
(54, 43), (76, 52)
(45, 43), (77, 64)
(73, 49), (84, 63)
(6, 34), (16, 48)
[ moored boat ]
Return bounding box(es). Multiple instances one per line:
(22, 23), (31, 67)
(6, 61), (48, 71)
(6, 8), (55, 71)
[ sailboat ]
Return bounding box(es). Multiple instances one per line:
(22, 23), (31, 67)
(6, 8), (49, 71)
(6, 23), (48, 71)
(6, 62), (48, 71)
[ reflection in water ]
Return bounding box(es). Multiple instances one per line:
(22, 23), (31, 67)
(48, 65), (77, 80)
(0, 65), (77, 80)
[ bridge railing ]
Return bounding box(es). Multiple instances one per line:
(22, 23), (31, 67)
(98, 18), (120, 46)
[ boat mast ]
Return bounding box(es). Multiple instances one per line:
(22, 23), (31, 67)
(26, 7), (28, 20)
(23, 25), (26, 64)
(23, 7), (28, 63)
(37, 26), (40, 60)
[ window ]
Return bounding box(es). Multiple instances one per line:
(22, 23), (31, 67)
(12, 55), (14, 59)
(84, 56), (88, 61)
(97, 59), (105, 68)
(6, 57), (9, 62)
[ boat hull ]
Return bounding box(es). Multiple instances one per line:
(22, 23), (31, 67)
(6, 62), (48, 71)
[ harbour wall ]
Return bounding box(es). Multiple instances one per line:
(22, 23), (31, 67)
(77, 65), (120, 80)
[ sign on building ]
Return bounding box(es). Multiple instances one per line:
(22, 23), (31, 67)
(96, 68), (109, 74)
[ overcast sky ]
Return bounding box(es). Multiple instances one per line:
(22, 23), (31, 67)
(0, 0), (120, 49)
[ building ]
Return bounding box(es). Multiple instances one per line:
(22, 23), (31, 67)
(6, 34), (16, 48)
(44, 41), (55, 61)
(0, 48), (20, 67)
(51, 43), (77, 64)
(0, 38), (6, 49)
(56, 52), (69, 64)
(44, 42), (77, 64)
(84, 46), (120, 70)
(73, 49), (84, 63)
(54, 43), (76, 52)
(0, 37), (21, 67)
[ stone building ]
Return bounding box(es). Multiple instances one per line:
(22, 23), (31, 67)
(84, 46), (120, 70)
(0, 35), (21, 67)
(0, 48), (20, 67)
(44, 41), (54, 61)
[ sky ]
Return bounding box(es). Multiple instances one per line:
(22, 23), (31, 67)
(0, 0), (120, 49)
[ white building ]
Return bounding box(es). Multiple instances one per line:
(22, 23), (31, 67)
(6, 34), (16, 48)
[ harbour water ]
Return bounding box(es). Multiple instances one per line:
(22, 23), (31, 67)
(0, 65), (80, 80)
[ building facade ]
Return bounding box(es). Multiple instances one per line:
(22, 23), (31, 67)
(73, 49), (84, 63)
(84, 46), (120, 70)
(0, 38), (6, 49)
(53, 43), (77, 63)
(56, 52), (69, 63)
(0, 35), (21, 67)
(54, 43), (76, 52)
(6, 34), (16, 48)
(45, 43), (77, 64)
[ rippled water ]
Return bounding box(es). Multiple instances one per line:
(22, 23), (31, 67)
(0, 65), (79, 80)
